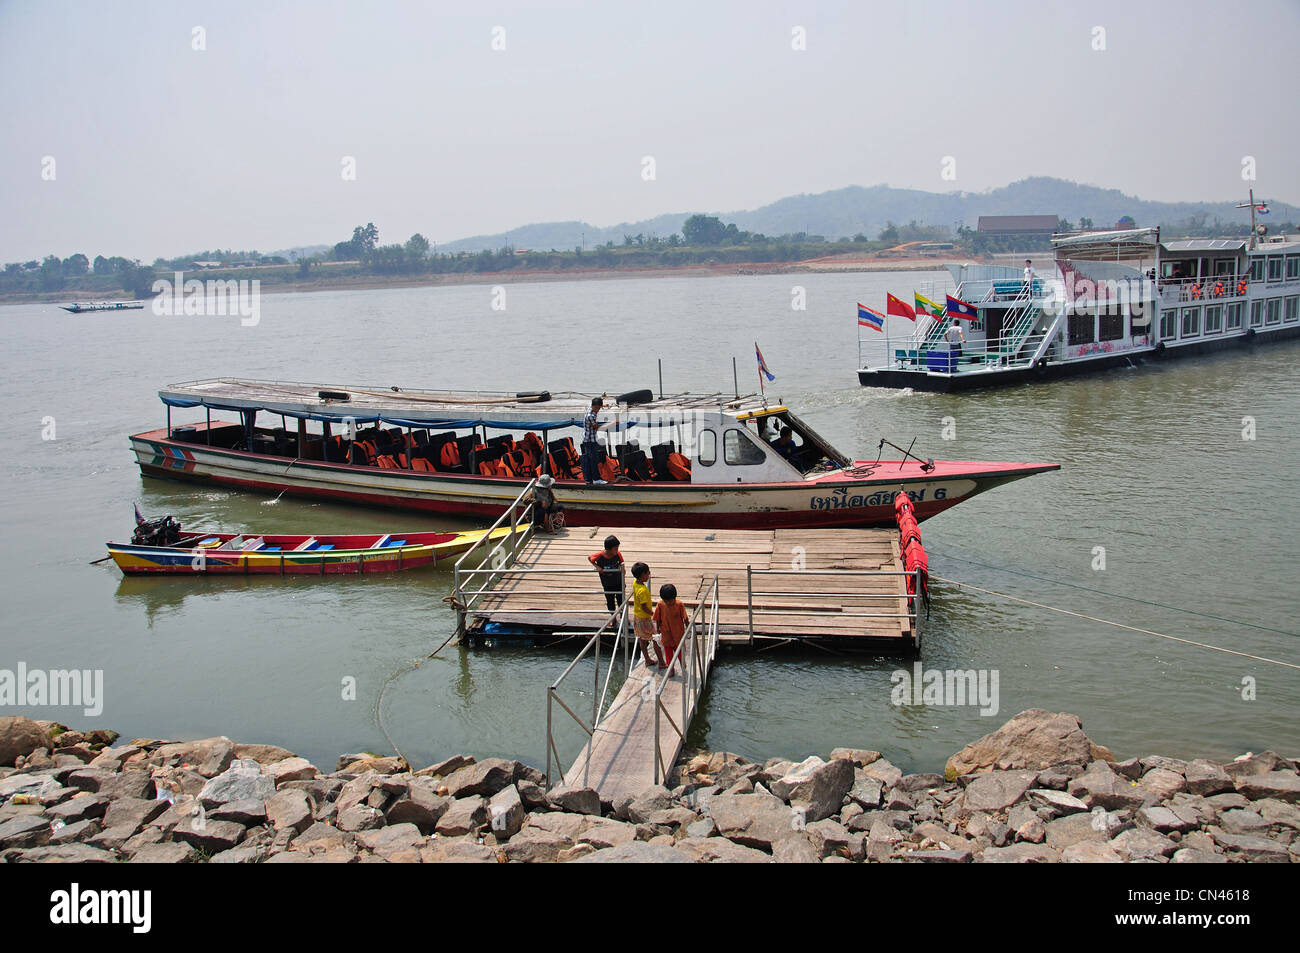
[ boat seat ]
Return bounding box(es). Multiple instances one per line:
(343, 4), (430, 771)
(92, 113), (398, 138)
(381, 539), (407, 547)
(292, 538), (317, 552)
(306, 542), (334, 551)
(198, 537), (222, 546)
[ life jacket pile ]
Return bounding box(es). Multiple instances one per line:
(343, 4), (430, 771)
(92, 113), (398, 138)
(894, 490), (930, 612)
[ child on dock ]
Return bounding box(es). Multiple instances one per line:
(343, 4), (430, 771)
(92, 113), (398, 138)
(589, 535), (625, 612)
(653, 583), (689, 670)
(630, 562), (664, 667)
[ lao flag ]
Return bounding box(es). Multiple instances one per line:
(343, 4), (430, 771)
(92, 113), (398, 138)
(857, 303), (884, 332)
(945, 294), (979, 321)
(886, 293), (915, 321)
(755, 344), (775, 381)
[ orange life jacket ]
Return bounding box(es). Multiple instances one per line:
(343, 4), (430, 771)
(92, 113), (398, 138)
(665, 452), (691, 481)
(439, 441), (461, 468)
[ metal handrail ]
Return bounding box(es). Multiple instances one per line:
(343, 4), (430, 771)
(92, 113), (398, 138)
(451, 478), (537, 632)
(544, 600), (635, 788)
(651, 576), (720, 785)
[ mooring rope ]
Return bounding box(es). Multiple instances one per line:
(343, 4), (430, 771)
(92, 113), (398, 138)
(375, 628), (463, 765)
(932, 575), (1300, 671)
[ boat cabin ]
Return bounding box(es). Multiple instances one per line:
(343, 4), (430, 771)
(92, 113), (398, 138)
(154, 380), (847, 486)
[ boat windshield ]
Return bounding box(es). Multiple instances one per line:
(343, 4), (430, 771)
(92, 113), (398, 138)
(741, 409), (849, 473)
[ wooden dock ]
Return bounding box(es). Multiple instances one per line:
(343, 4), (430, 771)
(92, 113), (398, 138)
(467, 526), (917, 649)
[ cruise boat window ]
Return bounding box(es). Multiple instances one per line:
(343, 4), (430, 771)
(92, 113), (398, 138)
(1287, 256), (1299, 280)
(1098, 312), (1125, 341)
(1267, 257), (1283, 282)
(1250, 301), (1264, 327)
(1067, 312), (1094, 345)
(1204, 305), (1222, 334)
(1286, 297), (1299, 323)
(724, 429), (766, 466)
(1226, 303), (1244, 330)
(1266, 299), (1282, 325)
(1250, 259), (1265, 282)
(1181, 307), (1200, 337)
(1160, 310), (1178, 339)
(698, 428), (716, 466)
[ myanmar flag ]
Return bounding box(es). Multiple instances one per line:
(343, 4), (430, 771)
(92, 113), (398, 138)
(915, 292), (945, 320)
(886, 293), (915, 321)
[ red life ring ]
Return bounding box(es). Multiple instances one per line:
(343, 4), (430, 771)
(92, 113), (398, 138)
(1189, 283), (1203, 300)
(1212, 281), (1225, 298)
(1237, 278), (1248, 295)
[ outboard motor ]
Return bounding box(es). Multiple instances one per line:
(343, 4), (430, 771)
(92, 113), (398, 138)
(132, 515), (181, 547)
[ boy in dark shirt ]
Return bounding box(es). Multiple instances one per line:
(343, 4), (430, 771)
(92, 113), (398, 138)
(588, 534), (624, 612)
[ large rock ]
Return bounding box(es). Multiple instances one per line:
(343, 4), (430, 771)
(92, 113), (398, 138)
(1207, 829), (1290, 862)
(959, 770), (1038, 813)
(1257, 799), (1300, 829)
(198, 759), (275, 806)
(149, 738), (236, 778)
(231, 743), (297, 765)
(266, 757), (319, 786)
(502, 825), (572, 863)
(414, 754), (475, 778)
(847, 777), (883, 810)
(172, 816), (246, 853)
(575, 842), (693, 863)
(979, 843), (1060, 863)
(1068, 762), (1145, 811)
(829, 748), (881, 767)
(1027, 788), (1089, 817)
(421, 836), (496, 863)
(103, 797), (167, 831)
(1061, 842), (1123, 863)
(0, 717), (50, 766)
(675, 837), (773, 863)
(128, 843), (199, 863)
(1184, 759), (1233, 796)
(1223, 751), (1282, 780)
(624, 786), (674, 824)
(945, 710), (1098, 780)
(435, 796), (486, 836)
(1135, 768), (1186, 804)
(577, 817), (638, 850)
(208, 799), (267, 826)
(1044, 812), (1111, 850)
(774, 758), (854, 823)
(487, 785), (526, 840)
(442, 758), (516, 798)
(46, 793), (110, 823)
(336, 804), (385, 832)
(12, 844), (116, 863)
(1235, 771), (1300, 803)
(1139, 805), (1197, 834)
(0, 815), (51, 849)
(266, 789), (313, 833)
(703, 790), (804, 853)
(1110, 827), (1177, 861)
(355, 822), (425, 860)
(547, 785), (601, 816)
(1216, 809), (1270, 835)
(385, 783), (450, 833)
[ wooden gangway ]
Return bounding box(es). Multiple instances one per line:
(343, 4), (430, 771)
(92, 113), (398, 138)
(546, 581), (720, 799)
(456, 525), (919, 649)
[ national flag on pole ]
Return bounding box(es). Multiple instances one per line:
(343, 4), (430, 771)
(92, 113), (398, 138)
(857, 303), (885, 332)
(886, 293), (915, 321)
(914, 292), (945, 320)
(945, 294), (978, 321)
(755, 343), (775, 381)
(134, 503), (146, 526)
(1257, 204), (1270, 215)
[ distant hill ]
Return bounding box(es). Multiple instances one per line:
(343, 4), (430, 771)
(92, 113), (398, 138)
(438, 177), (1299, 253)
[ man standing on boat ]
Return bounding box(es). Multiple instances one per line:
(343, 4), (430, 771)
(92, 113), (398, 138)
(944, 319), (966, 361)
(1023, 259), (1035, 292)
(581, 397), (607, 485)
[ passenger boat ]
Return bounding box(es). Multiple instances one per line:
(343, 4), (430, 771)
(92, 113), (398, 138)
(858, 195), (1300, 392)
(129, 380), (1058, 529)
(61, 301), (145, 313)
(106, 517), (511, 576)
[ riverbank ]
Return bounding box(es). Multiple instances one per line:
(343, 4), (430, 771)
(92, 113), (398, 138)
(2, 710), (1295, 863)
(0, 255), (955, 306)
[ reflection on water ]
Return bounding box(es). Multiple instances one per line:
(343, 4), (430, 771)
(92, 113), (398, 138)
(1, 277), (1297, 773)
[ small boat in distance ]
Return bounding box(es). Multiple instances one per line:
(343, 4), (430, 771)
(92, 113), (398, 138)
(107, 513), (511, 576)
(62, 301), (145, 313)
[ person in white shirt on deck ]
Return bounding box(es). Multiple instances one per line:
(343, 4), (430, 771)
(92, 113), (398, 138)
(944, 319), (966, 359)
(1023, 259), (1035, 291)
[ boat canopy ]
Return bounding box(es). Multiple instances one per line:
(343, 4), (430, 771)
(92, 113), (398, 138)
(1160, 239), (1247, 253)
(159, 379), (771, 430)
(1051, 227), (1159, 261)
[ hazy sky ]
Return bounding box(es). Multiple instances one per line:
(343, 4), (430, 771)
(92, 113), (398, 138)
(2, 0), (1297, 262)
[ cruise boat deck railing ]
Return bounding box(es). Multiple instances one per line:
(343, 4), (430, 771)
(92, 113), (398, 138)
(1158, 275), (1250, 306)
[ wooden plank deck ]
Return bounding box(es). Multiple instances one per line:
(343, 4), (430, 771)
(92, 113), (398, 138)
(561, 659), (689, 800)
(468, 525), (915, 646)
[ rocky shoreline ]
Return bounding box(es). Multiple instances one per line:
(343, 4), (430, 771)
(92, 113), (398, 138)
(1, 710), (1296, 863)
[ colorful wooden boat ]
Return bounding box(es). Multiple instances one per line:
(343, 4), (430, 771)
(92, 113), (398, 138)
(130, 380), (1060, 529)
(106, 524), (511, 576)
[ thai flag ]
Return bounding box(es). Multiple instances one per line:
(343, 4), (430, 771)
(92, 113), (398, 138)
(945, 294), (979, 321)
(1257, 204), (1270, 215)
(857, 303), (885, 332)
(755, 344), (775, 381)
(134, 503), (146, 525)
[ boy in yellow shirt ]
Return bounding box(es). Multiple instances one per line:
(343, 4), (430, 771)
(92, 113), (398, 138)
(630, 562), (663, 667)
